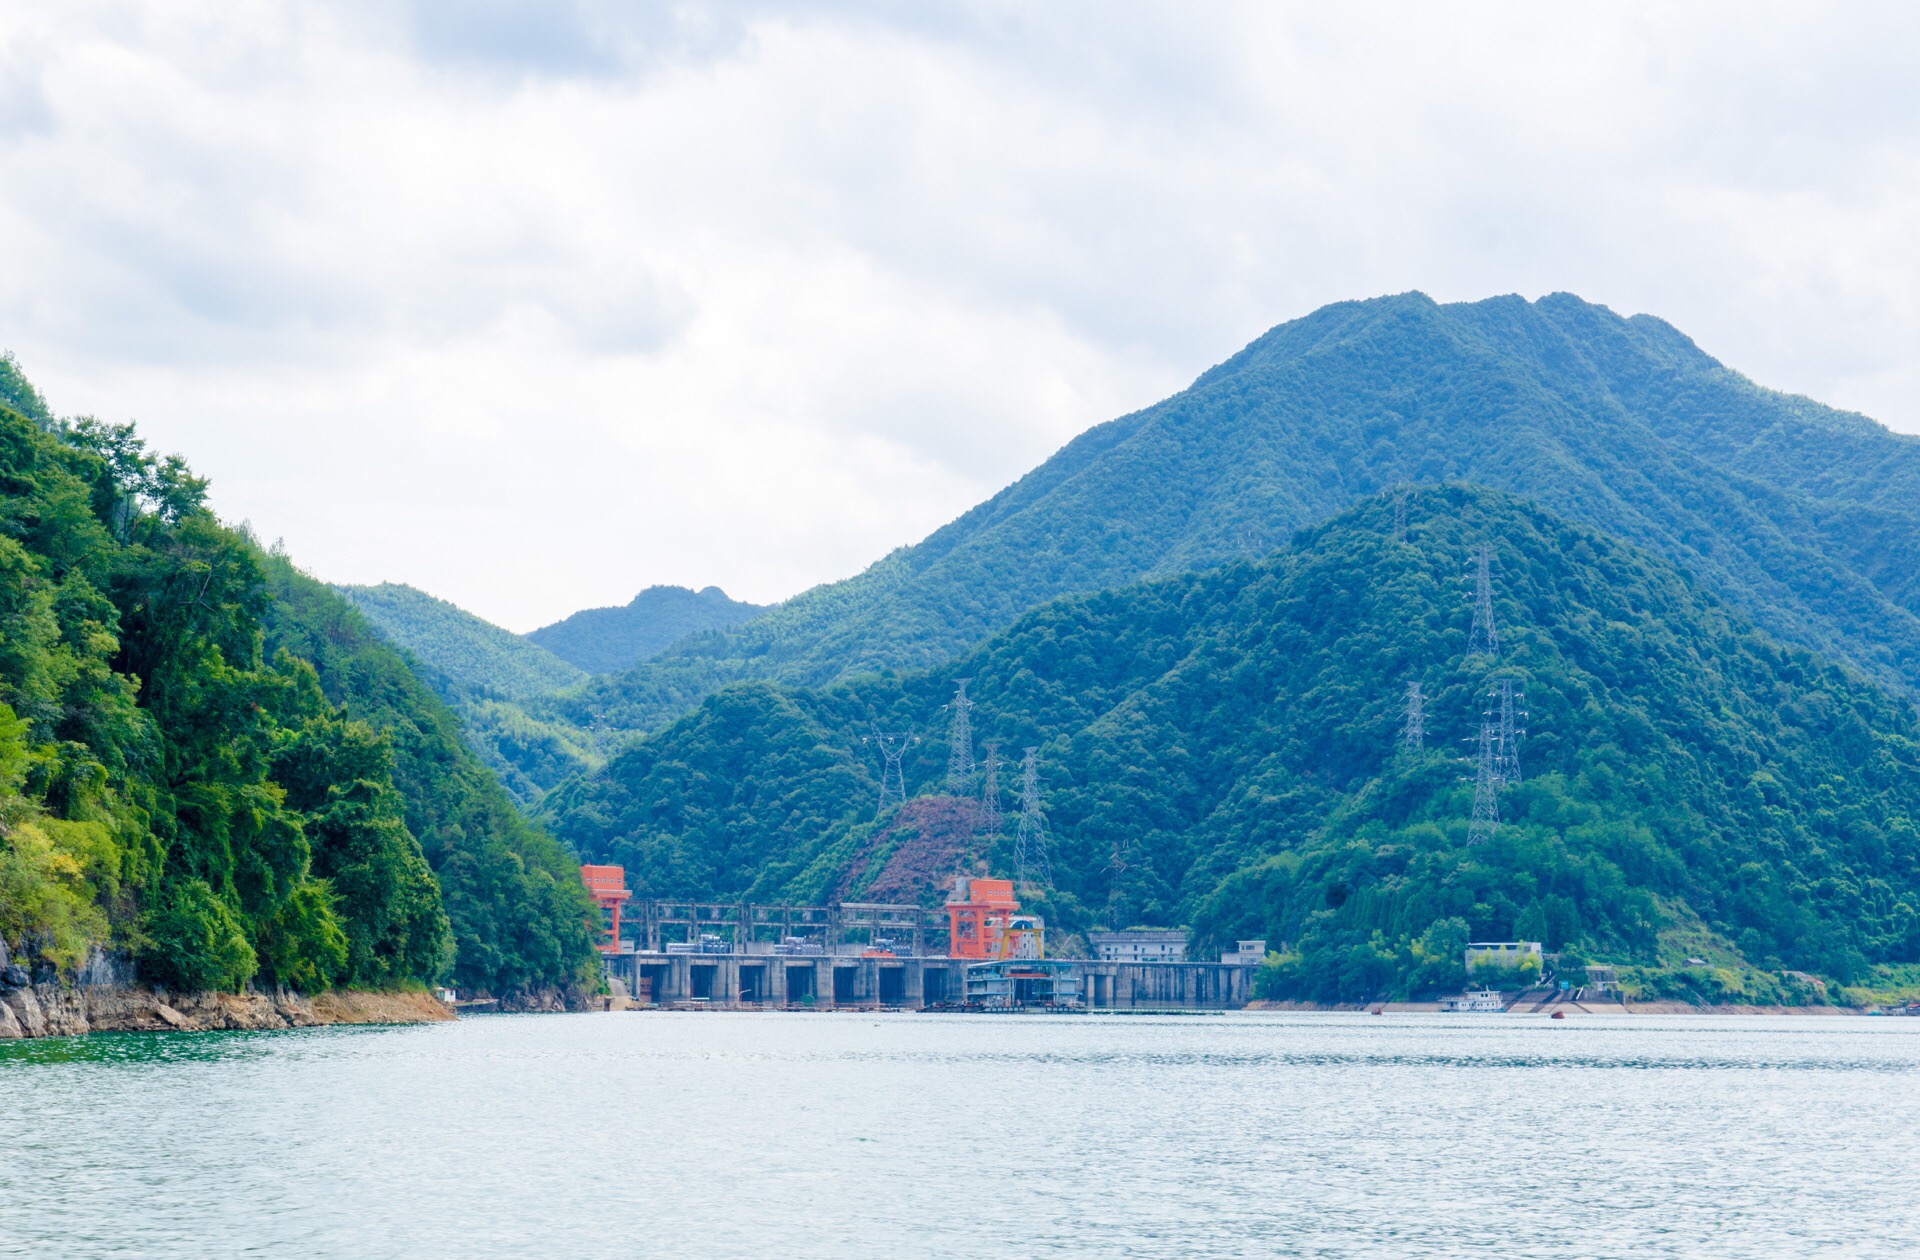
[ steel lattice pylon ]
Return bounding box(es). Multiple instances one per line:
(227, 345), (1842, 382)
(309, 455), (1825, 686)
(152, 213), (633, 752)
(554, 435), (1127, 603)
(1494, 678), (1527, 787)
(864, 723), (917, 819)
(945, 679), (975, 798)
(1403, 679), (1426, 752)
(1013, 746), (1053, 888)
(1465, 707), (1501, 846)
(979, 743), (1004, 841)
(1467, 542), (1500, 658)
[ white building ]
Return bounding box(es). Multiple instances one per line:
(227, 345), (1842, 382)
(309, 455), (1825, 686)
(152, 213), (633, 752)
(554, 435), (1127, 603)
(1090, 929), (1188, 963)
(1219, 940), (1268, 966)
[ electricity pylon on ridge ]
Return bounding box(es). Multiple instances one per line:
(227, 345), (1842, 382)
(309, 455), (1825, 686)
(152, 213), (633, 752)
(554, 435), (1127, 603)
(1464, 707), (1501, 846)
(1403, 679), (1426, 752)
(1013, 746), (1053, 888)
(1467, 542), (1500, 657)
(945, 679), (976, 798)
(1494, 678), (1527, 787)
(864, 723), (918, 820)
(1393, 485), (1409, 543)
(979, 743), (1004, 841)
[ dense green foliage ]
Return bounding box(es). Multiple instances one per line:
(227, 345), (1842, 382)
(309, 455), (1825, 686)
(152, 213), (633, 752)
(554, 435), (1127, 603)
(528, 584), (765, 674)
(544, 489), (1920, 1000)
(340, 583), (586, 700)
(558, 292), (1920, 750)
(0, 356), (595, 998)
(265, 564), (600, 996)
(0, 392), (451, 991)
(337, 582), (599, 801)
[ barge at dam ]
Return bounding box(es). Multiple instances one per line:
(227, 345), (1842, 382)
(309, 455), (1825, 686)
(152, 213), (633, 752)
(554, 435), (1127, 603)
(582, 868), (1258, 1012)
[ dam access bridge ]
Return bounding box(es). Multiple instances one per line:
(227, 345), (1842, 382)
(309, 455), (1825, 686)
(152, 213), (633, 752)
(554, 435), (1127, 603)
(585, 873), (1256, 1012)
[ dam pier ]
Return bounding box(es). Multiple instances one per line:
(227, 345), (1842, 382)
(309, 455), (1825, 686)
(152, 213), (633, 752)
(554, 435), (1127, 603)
(584, 869), (1258, 1012)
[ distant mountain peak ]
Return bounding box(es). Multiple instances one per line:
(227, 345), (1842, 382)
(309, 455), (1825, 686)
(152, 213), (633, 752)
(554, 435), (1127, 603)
(529, 584), (767, 675)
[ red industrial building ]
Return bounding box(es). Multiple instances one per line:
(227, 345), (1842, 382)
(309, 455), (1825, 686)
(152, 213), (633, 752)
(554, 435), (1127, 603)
(580, 864), (631, 954)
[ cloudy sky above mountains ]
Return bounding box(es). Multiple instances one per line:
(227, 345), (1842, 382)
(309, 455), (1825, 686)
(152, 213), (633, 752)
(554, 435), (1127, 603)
(3, 2), (1917, 629)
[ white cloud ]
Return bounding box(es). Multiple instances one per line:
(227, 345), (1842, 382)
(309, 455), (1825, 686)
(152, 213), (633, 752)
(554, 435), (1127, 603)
(2, 2), (1917, 629)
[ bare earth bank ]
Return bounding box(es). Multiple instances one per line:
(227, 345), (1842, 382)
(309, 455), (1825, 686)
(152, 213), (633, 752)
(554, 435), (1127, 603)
(0, 984), (454, 1040)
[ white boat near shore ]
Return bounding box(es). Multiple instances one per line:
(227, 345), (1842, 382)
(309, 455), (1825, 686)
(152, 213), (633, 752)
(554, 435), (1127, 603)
(1439, 989), (1507, 1012)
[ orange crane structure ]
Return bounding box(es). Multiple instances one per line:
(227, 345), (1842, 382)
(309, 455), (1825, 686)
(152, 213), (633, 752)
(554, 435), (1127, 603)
(944, 877), (1044, 961)
(580, 864), (632, 954)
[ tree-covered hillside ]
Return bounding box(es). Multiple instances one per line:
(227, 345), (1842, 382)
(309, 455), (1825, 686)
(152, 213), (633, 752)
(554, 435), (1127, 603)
(0, 398), (451, 992)
(0, 360), (595, 999)
(340, 583), (585, 701)
(528, 584), (766, 675)
(542, 488), (1920, 1001)
(337, 582), (599, 802)
(271, 570), (598, 996)
(561, 292), (1920, 743)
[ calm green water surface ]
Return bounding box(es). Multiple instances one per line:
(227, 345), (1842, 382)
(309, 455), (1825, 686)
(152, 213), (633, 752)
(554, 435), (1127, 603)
(3, 1011), (1918, 1258)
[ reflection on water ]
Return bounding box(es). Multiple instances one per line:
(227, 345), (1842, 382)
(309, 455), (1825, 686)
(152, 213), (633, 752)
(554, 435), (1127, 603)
(4, 1012), (1918, 1258)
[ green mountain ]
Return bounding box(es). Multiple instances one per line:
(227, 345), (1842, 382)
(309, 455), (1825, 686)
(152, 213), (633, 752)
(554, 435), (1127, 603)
(271, 571), (598, 996)
(337, 582), (600, 802)
(528, 584), (766, 674)
(558, 292), (1920, 745)
(340, 583), (586, 700)
(0, 361), (595, 1000)
(541, 488), (1920, 1003)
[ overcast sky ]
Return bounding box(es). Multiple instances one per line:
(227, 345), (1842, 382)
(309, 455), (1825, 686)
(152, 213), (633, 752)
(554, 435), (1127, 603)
(3, 3), (1917, 630)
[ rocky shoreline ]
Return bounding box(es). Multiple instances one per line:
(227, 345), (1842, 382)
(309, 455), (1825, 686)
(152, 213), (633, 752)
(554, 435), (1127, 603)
(0, 983), (455, 1040)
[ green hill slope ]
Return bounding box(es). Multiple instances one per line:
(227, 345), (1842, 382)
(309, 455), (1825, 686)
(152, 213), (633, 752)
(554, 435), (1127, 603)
(0, 395), (458, 995)
(560, 292), (1920, 743)
(541, 488), (1920, 1002)
(528, 584), (766, 674)
(335, 583), (601, 802)
(270, 569), (599, 996)
(0, 353), (595, 1001)
(339, 583), (585, 700)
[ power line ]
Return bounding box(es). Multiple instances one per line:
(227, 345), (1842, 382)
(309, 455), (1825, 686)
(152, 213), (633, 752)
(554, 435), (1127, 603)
(1013, 746), (1053, 888)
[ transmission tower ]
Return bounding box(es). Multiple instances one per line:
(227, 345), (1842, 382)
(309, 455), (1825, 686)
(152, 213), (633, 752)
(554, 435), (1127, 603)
(1467, 542), (1500, 657)
(979, 743), (1004, 840)
(1013, 746), (1053, 888)
(945, 679), (976, 797)
(1402, 679), (1426, 752)
(1393, 485), (1408, 542)
(1494, 679), (1527, 787)
(864, 724), (917, 819)
(1465, 707), (1501, 845)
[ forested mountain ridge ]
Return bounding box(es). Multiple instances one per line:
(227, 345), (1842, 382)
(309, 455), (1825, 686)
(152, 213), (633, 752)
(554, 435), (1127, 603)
(528, 584), (766, 674)
(557, 292), (1920, 744)
(542, 488), (1920, 1002)
(338, 582), (599, 802)
(0, 360), (596, 999)
(271, 571), (598, 995)
(340, 583), (585, 701)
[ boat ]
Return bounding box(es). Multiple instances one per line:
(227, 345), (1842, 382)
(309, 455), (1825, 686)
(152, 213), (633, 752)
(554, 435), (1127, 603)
(1439, 988), (1507, 1012)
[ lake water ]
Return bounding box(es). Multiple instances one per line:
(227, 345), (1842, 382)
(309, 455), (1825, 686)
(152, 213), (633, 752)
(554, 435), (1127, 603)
(4, 1010), (1919, 1258)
